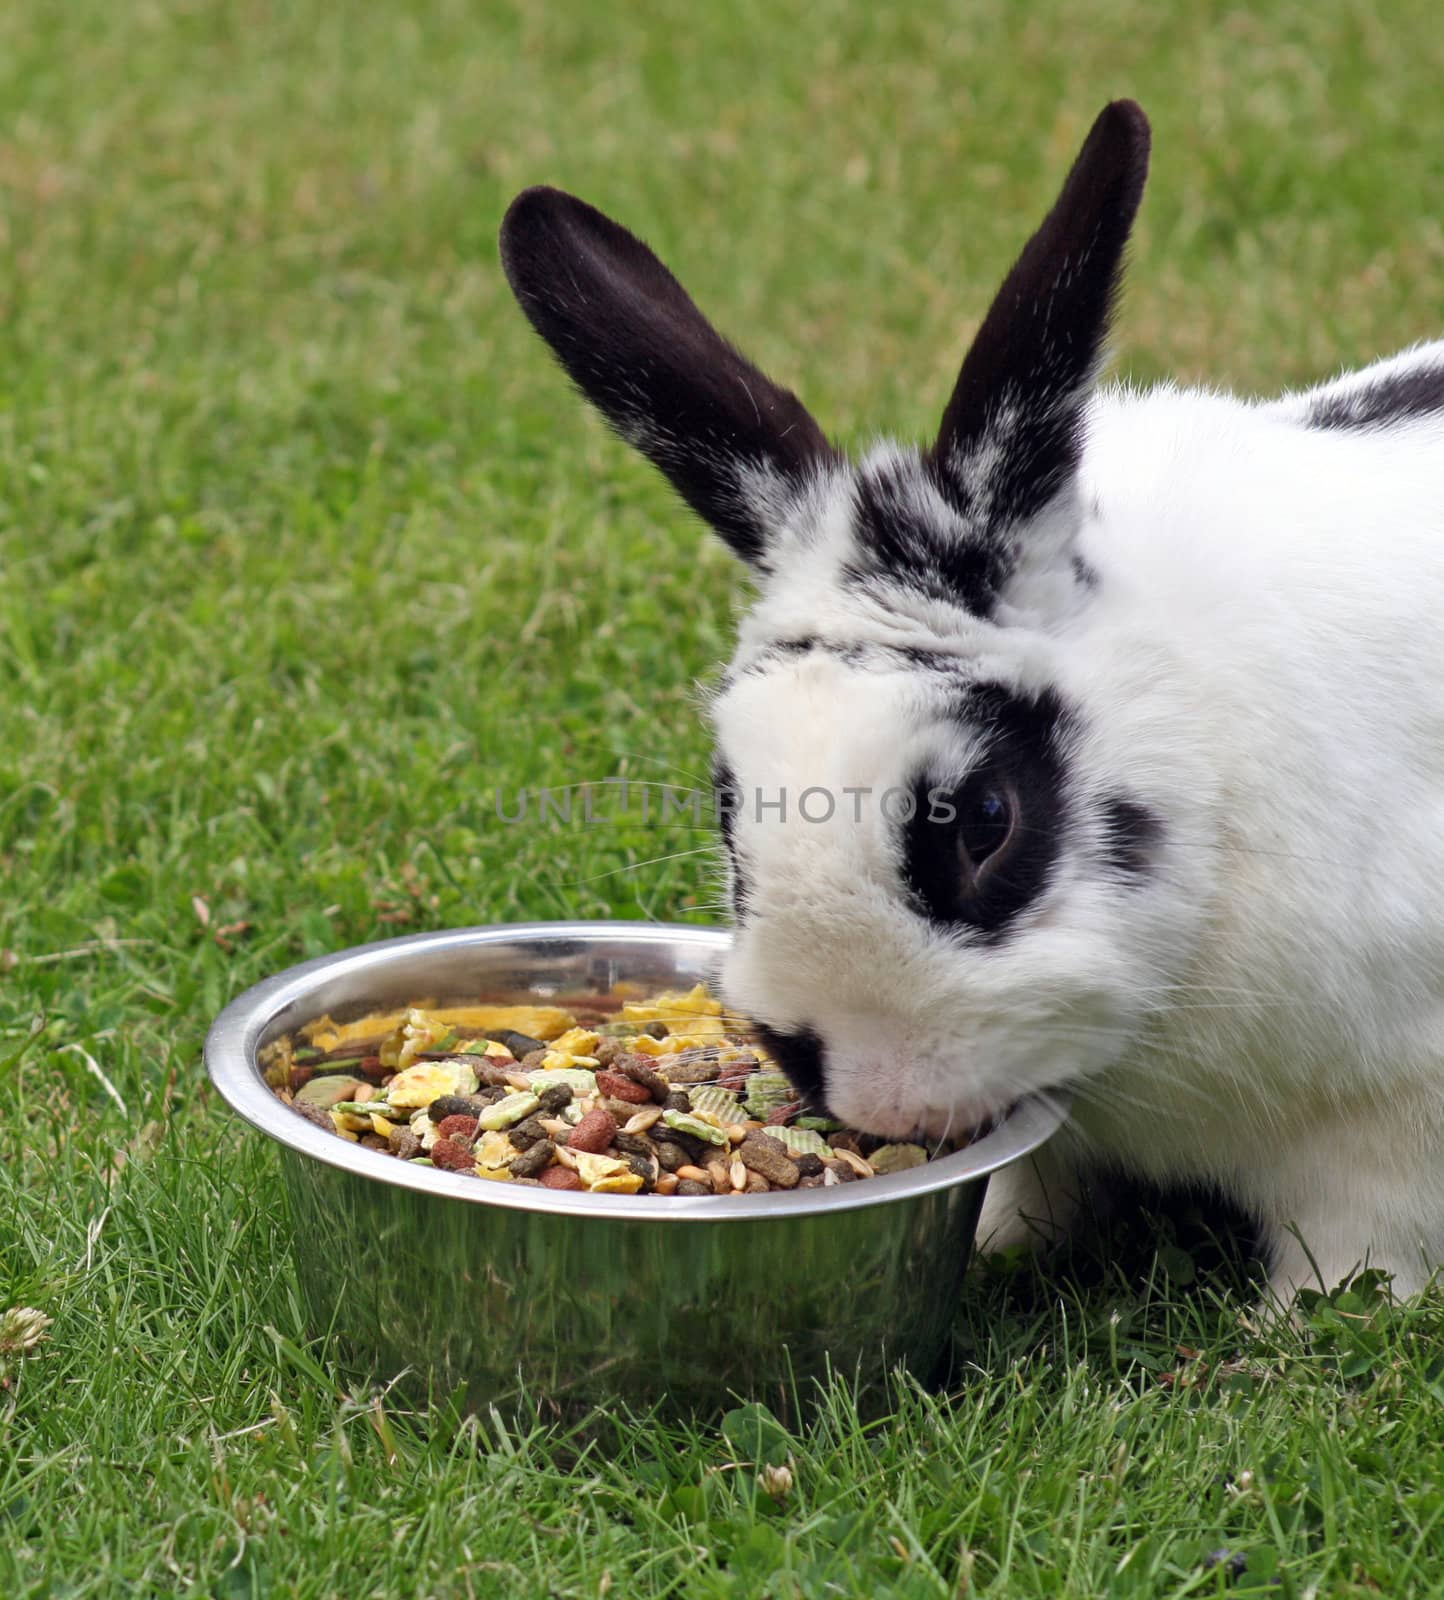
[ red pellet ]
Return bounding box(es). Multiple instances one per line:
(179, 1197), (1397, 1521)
(568, 1107), (619, 1154)
(435, 1114), (480, 1142)
(539, 1165), (584, 1191)
(430, 1137), (476, 1172)
(766, 1100), (802, 1125)
(288, 1065), (315, 1091)
(357, 1054), (389, 1083)
(594, 1069), (650, 1104)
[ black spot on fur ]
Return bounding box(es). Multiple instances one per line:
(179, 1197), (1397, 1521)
(499, 186), (836, 565)
(1101, 796), (1160, 879)
(902, 685), (1072, 941)
(931, 102), (1150, 540)
(849, 460), (1008, 616)
(1072, 554), (1100, 590)
(712, 758), (749, 921)
(752, 1022), (829, 1110)
(1304, 365), (1444, 431)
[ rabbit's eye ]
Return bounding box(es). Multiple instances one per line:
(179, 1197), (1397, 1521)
(958, 786), (1016, 874)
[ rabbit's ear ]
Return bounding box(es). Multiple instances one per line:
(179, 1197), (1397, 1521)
(933, 100), (1150, 536)
(500, 187), (834, 565)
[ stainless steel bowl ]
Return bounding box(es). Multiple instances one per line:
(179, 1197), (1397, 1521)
(204, 921), (1066, 1417)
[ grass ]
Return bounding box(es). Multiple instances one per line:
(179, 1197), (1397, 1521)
(3, 0), (1444, 1593)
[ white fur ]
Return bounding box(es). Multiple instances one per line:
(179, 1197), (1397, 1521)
(712, 342), (1444, 1302)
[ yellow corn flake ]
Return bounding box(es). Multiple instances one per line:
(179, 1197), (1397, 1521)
(472, 1166), (514, 1183)
(387, 1058), (478, 1110)
(304, 1003), (577, 1054)
(330, 1109), (372, 1134)
(379, 1008), (451, 1070)
(629, 1032), (713, 1058)
(370, 1113), (396, 1138)
(540, 1049), (599, 1072)
(475, 1130), (519, 1168)
(589, 1172), (645, 1194)
(571, 1151), (634, 1189)
(621, 983), (725, 1037)
(550, 1027), (601, 1057)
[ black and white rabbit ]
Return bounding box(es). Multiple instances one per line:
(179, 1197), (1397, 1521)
(500, 101), (1444, 1302)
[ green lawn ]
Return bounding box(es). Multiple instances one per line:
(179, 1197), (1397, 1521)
(5, 1), (1444, 1594)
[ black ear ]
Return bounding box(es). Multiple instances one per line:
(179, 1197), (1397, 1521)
(500, 187), (834, 565)
(933, 100), (1150, 532)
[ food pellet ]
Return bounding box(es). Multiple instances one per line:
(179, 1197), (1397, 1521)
(263, 983), (975, 1198)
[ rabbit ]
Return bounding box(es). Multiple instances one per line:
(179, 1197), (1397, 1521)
(500, 100), (1444, 1305)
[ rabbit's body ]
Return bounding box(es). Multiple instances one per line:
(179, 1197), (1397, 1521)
(501, 103), (1444, 1301)
(987, 366), (1444, 1293)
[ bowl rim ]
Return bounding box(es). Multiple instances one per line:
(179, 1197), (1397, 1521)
(204, 919), (1069, 1222)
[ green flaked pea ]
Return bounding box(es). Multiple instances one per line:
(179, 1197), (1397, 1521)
(868, 1143), (930, 1174)
(293, 1076), (366, 1110)
(742, 1070), (795, 1120)
(687, 1085), (742, 1122)
(478, 1091), (542, 1130)
(661, 1109), (730, 1147)
(764, 1126), (831, 1158)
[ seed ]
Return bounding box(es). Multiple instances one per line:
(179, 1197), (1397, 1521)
(705, 1155), (733, 1192)
(654, 1173), (680, 1195)
(730, 1157), (747, 1190)
(725, 1124), (749, 1144)
(833, 1147), (874, 1179)
(623, 1107), (662, 1134)
(674, 1165), (711, 1185)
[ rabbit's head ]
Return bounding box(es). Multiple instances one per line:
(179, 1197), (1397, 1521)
(502, 101), (1188, 1138)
